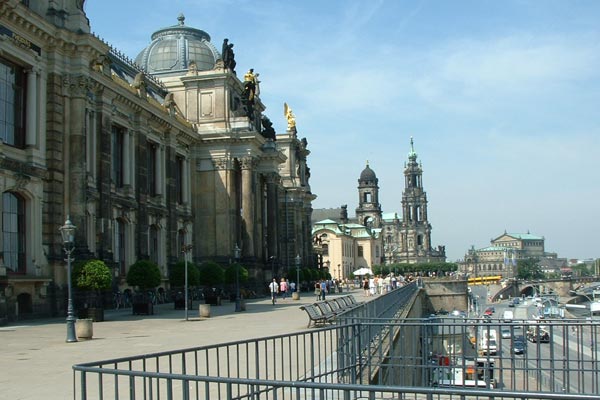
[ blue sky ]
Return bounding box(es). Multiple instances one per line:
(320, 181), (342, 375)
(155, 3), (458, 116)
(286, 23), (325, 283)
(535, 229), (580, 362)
(85, 1), (600, 262)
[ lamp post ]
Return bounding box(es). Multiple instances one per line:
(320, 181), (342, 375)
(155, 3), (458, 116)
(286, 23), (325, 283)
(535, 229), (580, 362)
(295, 254), (301, 300)
(269, 256), (276, 279)
(234, 244), (242, 312)
(59, 217), (77, 343)
(182, 244), (193, 321)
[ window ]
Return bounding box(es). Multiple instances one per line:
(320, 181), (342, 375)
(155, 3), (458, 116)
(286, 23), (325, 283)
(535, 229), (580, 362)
(178, 229), (186, 255)
(111, 126), (125, 187)
(358, 245), (364, 257)
(147, 141), (157, 196)
(175, 155), (184, 204)
(3, 192), (25, 273)
(322, 244), (328, 256)
(0, 58), (25, 148)
(363, 192), (371, 202)
(149, 225), (159, 264)
(115, 219), (126, 275)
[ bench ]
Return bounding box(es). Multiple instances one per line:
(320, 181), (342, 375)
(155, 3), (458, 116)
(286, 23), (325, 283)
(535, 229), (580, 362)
(300, 295), (363, 328)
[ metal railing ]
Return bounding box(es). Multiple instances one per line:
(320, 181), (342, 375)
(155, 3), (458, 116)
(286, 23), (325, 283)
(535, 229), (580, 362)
(73, 285), (600, 399)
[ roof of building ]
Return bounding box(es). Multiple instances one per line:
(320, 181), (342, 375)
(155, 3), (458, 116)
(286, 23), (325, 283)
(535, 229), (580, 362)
(504, 233), (544, 240)
(135, 14), (219, 76)
(382, 212), (400, 221)
(359, 162), (377, 182)
(478, 246), (509, 252)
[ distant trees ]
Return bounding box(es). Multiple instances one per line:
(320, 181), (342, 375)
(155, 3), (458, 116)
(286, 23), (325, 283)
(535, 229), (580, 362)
(516, 258), (544, 280)
(372, 262), (458, 277)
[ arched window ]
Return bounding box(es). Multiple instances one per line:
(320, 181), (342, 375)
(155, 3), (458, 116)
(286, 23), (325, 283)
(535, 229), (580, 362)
(115, 218), (126, 275)
(2, 192), (25, 273)
(149, 225), (159, 264)
(0, 59), (26, 148)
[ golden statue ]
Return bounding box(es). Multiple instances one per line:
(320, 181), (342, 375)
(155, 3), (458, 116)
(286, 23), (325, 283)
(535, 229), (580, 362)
(284, 102), (296, 130)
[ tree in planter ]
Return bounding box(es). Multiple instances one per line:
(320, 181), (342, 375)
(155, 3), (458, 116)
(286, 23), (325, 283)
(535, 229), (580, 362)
(169, 261), (200, 308)
(198, 261), (225, 305)
(72, 259), (112, 321)
(126, 260), (162, 314)
(224, 262), (248, 301)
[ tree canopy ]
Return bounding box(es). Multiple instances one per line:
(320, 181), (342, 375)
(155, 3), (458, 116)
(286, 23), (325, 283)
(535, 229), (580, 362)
(126, 260), (162, 290)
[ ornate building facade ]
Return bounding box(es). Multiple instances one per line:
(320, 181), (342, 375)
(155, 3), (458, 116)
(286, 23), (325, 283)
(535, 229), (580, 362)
(0, 1), (314, 320)
(462, 232), (549, 278)
(313, 138), (445, 279)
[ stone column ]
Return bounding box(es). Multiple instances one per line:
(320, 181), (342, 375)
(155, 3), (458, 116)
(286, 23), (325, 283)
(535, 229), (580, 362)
(64, 74), (89, 242)
(122, 130), (131, 186)
(26, 68), (38, 146)
(182, 158), (190, 205)
(265, 173), (279, 261)
(240, 157), (255, 258)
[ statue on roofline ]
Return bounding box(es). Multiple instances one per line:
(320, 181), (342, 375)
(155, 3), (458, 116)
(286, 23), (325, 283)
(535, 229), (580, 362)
(284, 102), (296, 131)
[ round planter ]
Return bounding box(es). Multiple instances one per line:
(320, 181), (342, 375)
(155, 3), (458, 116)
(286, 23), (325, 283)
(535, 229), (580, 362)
(199, 304), (211, 318)
(76, 318), (93, 340)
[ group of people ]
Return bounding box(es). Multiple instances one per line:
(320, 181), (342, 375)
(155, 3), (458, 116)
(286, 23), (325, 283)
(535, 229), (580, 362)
(361, 273), (407, 297)
(268, 277), (296, 304)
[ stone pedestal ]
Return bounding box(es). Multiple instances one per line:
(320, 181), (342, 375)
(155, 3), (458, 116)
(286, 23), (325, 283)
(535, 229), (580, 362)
(199, 304), (211, 318)
(292, 292), (300, 301)
(76, 318), (93, 340)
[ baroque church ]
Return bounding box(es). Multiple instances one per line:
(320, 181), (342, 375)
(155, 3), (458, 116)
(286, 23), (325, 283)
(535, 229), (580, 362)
(0, 1), (314, 321)
(313, 138), (445, 280)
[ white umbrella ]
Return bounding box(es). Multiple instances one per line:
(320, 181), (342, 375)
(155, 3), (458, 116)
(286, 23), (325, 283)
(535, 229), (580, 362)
(353, 267), (373, 276)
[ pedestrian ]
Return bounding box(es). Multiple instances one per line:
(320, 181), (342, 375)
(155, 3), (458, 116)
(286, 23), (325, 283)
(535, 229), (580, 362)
(268, 278), (278, 305)
(363, 277), (370, 296)
(315, 281), (321, 300)
(280, 278), (288, 300)
(320, 279), (328, 300)
(290, 281), (296, 293)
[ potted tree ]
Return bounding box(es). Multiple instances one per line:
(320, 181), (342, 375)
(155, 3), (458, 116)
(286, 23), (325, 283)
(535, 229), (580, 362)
(198, 261), (225, 306)
(169, 261), (200, 309)
(126, 260), (162, 315)
(72, 259), (112, 322)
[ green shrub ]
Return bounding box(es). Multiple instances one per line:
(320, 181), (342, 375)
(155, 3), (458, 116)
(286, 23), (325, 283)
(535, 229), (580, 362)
(169, 261), (200, 287)
(126, 260), (162, 290)
(198, 261), (225, 286)
(224, 262), (248, 285)
(72, 259), (112, 291)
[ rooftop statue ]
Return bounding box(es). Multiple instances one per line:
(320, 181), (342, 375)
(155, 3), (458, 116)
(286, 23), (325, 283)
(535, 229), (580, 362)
(221, 38), (236, 73)
(243, 69), (257, 101)
(284, 102), (296, 131)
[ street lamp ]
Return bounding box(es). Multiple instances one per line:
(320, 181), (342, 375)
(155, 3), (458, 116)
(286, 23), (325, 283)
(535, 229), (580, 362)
(182, 244), (193, 321)
(234, 244), (242, 312)
(269, 256), (276, 279)
(295, 254), (301, 300)
(59, 217), (77, 343)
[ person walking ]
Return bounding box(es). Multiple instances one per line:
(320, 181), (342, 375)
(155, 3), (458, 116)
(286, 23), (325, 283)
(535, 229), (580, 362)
(280, 278), (288, 300)
(320, 279), (328, 301)
(269, 278), (279, 305)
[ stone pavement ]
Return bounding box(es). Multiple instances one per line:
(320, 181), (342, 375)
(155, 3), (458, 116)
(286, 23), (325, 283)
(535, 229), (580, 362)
(0, 289), (360, 400)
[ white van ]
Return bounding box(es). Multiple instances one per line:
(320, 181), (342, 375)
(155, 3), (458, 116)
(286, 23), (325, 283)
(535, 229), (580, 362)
(503, 310), (514, 322)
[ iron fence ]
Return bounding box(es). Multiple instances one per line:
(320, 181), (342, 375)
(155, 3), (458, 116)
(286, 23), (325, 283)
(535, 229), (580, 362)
(73, 315), (600, 399)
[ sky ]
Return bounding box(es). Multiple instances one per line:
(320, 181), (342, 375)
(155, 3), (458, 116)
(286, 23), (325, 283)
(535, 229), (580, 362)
(84, 0), (600, 262)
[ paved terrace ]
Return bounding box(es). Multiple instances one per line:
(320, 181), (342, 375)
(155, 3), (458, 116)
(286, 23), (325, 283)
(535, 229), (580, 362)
(1, 289), (364, 400)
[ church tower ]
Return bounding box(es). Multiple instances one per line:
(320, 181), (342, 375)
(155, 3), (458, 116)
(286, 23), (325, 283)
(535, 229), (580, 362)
(399, 138), (436, 262)
(355, 162), (382, 228)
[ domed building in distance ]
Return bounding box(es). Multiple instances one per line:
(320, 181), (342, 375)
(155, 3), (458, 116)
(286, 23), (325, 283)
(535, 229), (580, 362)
(312, 138), (446, 280)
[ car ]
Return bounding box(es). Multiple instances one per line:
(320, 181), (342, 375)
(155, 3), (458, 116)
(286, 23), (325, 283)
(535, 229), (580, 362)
(527, 327), (550, 343)
(512, 336), (526, 354)
(483, 307), (494, 316)
(501, 327), (511, 338)
(508, 301), (515, 308)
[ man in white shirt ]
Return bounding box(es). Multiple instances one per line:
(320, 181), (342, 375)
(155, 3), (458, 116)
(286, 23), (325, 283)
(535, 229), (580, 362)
(269, 278), (278, 304)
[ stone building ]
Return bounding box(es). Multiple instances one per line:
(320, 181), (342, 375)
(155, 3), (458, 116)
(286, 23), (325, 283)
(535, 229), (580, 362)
(312, 138), (445, 279)
(0, 1), (314, 321)
(462, 232), (549, 278)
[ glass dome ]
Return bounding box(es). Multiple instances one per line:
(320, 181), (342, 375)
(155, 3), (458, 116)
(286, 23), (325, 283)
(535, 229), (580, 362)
(135, 14), (219, 76)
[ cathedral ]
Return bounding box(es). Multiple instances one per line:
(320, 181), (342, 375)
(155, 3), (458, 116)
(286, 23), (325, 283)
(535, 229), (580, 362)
(313, 138), (445, 279)
(0, 1), (314, 321)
